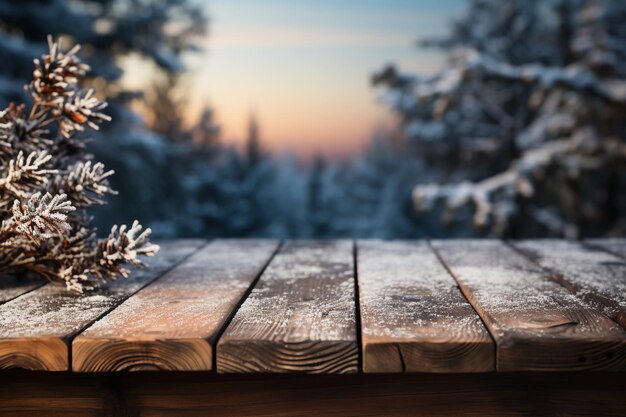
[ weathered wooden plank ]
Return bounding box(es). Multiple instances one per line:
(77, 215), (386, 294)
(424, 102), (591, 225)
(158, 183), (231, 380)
(433, 239), (626, 371)
(0, 240), (205, 371)
(357, 240), (494, 373)
(511, 239), (626, 329)
(585, 238), (626, 259)
(72, 239), (279, 372)
(0, 275), (43, 305)
(217, 240), (358, 374)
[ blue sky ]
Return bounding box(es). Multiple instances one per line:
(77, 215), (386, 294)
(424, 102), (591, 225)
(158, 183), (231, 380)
(181, 0), (465, 158)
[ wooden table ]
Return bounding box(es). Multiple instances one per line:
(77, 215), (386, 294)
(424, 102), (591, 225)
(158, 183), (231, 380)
(1, 239), (625, 416)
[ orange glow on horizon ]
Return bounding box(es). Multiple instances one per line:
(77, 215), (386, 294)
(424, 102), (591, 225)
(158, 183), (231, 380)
(119, 1), (461, 160)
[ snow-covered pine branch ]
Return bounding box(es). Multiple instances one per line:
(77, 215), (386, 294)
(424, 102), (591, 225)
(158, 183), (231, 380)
(375, 0), (626, 237)
(0, 37), (158, 291)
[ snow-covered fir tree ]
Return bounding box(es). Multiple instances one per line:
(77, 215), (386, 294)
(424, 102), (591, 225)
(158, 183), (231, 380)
(374, 0), (626, 238)
(333, 135), (428, 238)
(302, 156), (341, 238)
(219, 114), (286, 237)
(170, 114), (287, 237)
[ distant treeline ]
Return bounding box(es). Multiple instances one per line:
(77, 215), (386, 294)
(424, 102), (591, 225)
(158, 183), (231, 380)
(2, 0), (625, 238)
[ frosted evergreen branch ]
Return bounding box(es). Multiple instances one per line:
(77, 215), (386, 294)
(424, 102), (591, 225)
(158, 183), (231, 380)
(0, 104), (53, 156)
(59, 88), (111, 138)
(57, 161), (116, 207)
(414, 135), (626, 237)
(29, 36), (89, 102)
(96, 221), (159, 278)
(0, 151), (56, 208)
(374, 0), (626, 237)
(28, 36), (110, 138)
(0, 37), (159, 291)
(7, 192), (75, 242)
(375, 48), (626, 115)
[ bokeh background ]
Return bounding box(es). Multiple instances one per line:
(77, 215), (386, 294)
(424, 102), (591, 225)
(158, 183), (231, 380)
(1, 0), (625, 239)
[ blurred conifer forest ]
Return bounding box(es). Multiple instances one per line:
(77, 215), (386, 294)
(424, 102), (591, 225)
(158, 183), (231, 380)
(1, 0), (625, 239)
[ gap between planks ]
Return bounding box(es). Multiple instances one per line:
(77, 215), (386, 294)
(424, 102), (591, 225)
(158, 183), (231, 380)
(209, 241), (283, 371)
(352, 240), (364, 373)
(433, 239), (626, 371)
(72, 240), (281, 372)
(3, 238), (626, 374)
(217, 240), (359, 374)
(0, 240), (207, 371)
(358, 240), (494, 373)
(507, 239), (626, 331)
(68, 239), (211, 369)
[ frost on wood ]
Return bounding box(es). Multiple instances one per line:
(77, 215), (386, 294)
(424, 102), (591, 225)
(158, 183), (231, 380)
(0, 36), (158, 292)
(374, 0), (626, 238)
(358, 240), (488, 340)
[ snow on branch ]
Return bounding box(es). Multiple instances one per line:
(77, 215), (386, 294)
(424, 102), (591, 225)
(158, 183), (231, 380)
(374, 0), (626, 238)
(0, 37), (158, 291)
(375, 48), (626, 116)
(414, 132), (626, 237)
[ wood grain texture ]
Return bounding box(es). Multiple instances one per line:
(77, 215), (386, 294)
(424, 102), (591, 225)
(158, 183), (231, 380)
(2, 371), (626, 417)
(511, 239), (626, 329)
(0, 275), (43, 305)
(0, 240), (205, 371)
(433, 239), (626, 371)
(217, 240), (358, 374)
(357, 240), (494, 373)
(72, 239), (279, 372)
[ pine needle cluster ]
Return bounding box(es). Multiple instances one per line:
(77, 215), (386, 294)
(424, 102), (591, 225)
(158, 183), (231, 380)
(0, 37), (158, 292)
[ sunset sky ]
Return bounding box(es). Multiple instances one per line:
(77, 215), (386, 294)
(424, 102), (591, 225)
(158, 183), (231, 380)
(131, 0), (465, 159)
